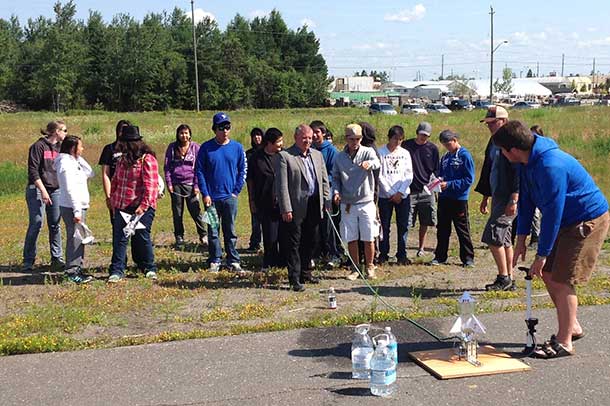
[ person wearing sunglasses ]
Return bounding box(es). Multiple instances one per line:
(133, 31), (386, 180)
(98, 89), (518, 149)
(196, 112), (247, 273)
(23, 120), (67, 272)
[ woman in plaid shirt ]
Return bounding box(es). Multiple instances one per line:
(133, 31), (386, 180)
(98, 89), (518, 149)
(108, 125), (159, 283)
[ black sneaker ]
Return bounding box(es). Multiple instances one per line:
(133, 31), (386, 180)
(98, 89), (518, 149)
(175, 236), (185, 249)
(50, 258), (65, 273)
(508, 279), (517, 291)
(485, 275), (512, 291)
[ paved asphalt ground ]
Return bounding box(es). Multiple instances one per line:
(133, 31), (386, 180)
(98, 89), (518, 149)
(1, 305), (609, 406)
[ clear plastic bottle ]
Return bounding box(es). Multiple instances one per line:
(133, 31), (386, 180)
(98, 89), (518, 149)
(384, 326), (398, 364)
(351, 324), (374, 379)
(370, 334), (397, 397)
(328, 287), (337, 309)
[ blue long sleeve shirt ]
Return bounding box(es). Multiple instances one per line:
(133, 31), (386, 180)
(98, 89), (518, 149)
(195, 138), (247, 201)
(439, 146), (475, 201)
(517, 135), (608, 256)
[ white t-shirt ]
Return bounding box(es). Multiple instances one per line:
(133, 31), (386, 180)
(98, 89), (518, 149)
(377, 145), (413, 199)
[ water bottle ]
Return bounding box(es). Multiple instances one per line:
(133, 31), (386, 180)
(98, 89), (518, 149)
(370, 334), (397, 397)
(351, 324), (374, 379)
(328, 287), (337, 309)
(384, 326), (398, 364)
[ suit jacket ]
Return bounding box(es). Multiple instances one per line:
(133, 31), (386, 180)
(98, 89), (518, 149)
(274, 144), (330, 221)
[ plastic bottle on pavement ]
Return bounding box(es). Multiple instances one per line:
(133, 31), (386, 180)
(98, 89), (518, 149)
(370, 334), (397, 397)
(328, 287), (337, 309)
(384, 326), (398, 364)
(351, 324), (374, 379)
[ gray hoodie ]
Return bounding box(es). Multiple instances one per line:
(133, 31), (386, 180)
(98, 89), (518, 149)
(332, 145), (380, 204)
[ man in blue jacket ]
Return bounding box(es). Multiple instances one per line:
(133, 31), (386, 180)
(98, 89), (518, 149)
(196, 112), (247, 273)
(310, 120), (341, 268)
(493, 120), (609, 359)
(431, 130), (475, 267)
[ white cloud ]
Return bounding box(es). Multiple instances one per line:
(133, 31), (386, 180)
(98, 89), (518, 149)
(300, 18), (317, 28)
(353, 42), (395, 50)
(587, 27), (598, 33)
(384, 4), (426, 23)
(249, 9), (270, 19)
(191, 8), (215, 23)
(577, 36), (610, 48)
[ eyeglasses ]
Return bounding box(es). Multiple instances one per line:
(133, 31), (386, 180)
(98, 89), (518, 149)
(60, 128), (68, 132)
(217, 124), (231, 131)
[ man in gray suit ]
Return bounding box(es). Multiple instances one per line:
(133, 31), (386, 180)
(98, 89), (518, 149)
(275, 124), (330, 292)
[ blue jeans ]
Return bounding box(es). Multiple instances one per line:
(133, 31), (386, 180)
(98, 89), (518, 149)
(60, 207), (87, 273)
(208, 196), (240, 265)
(110, 207), (157, 276)
(378, 196), (411, 260)
(23, 186), (63, 266)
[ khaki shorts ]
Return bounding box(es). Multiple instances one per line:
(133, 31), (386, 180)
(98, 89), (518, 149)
(543, 211), (610, 285)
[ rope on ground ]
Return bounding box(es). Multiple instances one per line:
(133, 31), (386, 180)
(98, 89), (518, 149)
(325, 208), (457, 343)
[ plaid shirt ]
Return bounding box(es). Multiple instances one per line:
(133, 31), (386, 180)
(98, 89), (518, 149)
(110, 153), (159, 211)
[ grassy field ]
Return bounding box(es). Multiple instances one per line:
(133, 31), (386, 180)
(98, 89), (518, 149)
(0, 106), (609, 356)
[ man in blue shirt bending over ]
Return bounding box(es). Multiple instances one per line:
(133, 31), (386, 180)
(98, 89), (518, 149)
(493, 120), (609, 359)
(196, 112), (247, 273)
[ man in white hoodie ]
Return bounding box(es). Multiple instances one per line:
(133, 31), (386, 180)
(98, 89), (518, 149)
(377, 125), (413, 265)
(332, 124), (381, 280)
(55, 135), (94, 284)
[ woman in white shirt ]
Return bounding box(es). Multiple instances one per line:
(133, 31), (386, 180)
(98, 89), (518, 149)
(55, 135), (94, 284)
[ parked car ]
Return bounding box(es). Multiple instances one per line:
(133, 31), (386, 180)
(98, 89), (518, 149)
(448, 99), (475, 111)
(401, 103), (428, 115)
(426, 103), (452, 114)
(512, 101), (541, 110)
(554, 97), (581, 107)
(472, 100), (491, 109)
(369, 102), (397, 115)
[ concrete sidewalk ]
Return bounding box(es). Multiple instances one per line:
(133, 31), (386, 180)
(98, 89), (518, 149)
(1, 305), (609, 406)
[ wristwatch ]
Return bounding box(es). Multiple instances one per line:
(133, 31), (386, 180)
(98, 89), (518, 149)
(508, 199), (518, 205)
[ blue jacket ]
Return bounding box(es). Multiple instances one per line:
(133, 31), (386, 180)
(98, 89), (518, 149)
(196, 138), (247, 201)
(517, 135), (608, 256)
(314, 140), (338, 186)
(439, 146), (475, 201)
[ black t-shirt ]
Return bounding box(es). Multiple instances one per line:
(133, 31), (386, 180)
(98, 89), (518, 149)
(98, 142), (122, 179)
(247, 149), (279, 217)
(401, 138), (440, 193)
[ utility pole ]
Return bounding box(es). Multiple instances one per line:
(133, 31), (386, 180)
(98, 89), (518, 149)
(593, 57), (596, 94)
(536, 62), (539, 77)
(191, 0), (201, 112)
(561, 53), (565, 77)
(441, 54), (444, 79)
(489, 5), (494, 102)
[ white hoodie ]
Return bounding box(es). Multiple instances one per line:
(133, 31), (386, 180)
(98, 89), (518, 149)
(54, 153), (94, 218)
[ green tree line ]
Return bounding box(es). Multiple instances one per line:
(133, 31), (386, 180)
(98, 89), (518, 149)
(0, 1), (330, 111)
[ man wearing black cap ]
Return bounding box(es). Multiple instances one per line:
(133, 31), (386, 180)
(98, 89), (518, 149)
(401, 122), (439, 258)
(475, 106), (519, 291)
(432, 130), (475, 267)
(196, 112), (247, 273)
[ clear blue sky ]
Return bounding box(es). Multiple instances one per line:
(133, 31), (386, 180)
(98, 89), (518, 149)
(3, 0), (610, 81)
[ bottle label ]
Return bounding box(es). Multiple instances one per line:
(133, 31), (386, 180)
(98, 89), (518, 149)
(328, 297), (337, 309)
(388, 342), (398, 362)
(371, 369), (396, 385)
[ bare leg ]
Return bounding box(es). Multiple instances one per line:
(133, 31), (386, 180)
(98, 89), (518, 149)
(364, 241), (375, 267)
(505, 245), (514, 279)
(348, 241), (360, 265)
(543, 272), (582, 342)
(418, 225), (428, 251)
(489, 245), (509, 276)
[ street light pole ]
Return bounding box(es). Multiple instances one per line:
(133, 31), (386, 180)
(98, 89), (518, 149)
(191, 0), (200, 112)
(489, 6), (494, 102)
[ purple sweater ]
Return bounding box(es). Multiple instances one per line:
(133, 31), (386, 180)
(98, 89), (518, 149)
(164, 141), (200, 189)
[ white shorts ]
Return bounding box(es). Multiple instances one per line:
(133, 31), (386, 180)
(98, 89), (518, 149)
(340, 201), (379, 242)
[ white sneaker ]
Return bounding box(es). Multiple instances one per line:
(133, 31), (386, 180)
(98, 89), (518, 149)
(209, 262), (221, 273)
(230, 262), (243, 273)
(145, 271), (158, 281)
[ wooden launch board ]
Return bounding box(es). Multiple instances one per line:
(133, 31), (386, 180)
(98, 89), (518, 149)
(408, 345), (531, 380)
